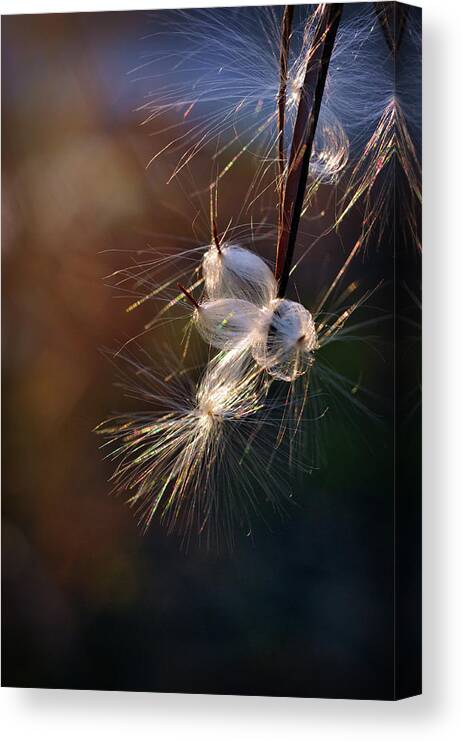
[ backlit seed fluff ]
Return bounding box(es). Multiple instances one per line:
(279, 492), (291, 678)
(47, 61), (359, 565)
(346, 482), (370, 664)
(202, 242), (277, 306)
(252, 299), (318, 382)
(194, 298), (261, 350)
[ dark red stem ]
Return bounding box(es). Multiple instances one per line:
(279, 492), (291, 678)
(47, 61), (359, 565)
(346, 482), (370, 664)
(178, 283), (200, 310)
(276, 5), (294, 240)
(275, 4), (343, 298)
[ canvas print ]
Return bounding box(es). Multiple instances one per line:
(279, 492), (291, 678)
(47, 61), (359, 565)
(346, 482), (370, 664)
(2, 2), (421, 700)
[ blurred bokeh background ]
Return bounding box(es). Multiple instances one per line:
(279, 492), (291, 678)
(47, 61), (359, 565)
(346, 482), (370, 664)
(2, 8), (419, 699)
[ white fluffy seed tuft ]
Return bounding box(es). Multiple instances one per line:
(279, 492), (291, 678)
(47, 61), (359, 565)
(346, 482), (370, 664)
(194, 298), (261, 350)
(252, 299), (318, 381)
(202, 242), (277, 306)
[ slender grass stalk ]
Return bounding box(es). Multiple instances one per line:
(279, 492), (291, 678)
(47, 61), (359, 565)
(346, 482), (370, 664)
(275, 3), (343, 298)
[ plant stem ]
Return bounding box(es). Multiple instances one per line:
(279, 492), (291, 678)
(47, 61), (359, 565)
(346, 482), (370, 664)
(275, 3), (343, 298)
(374, 2), (409, 55)
(276, 5), (294, 241)
(209, 185), (222, 253)
(177, 283), (200, 310)
(212, 219), (222, 253)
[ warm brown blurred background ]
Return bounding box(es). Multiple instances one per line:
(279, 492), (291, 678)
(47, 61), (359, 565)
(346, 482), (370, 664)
(2, 9), (418, 698)
(2, 11), (162, 685)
